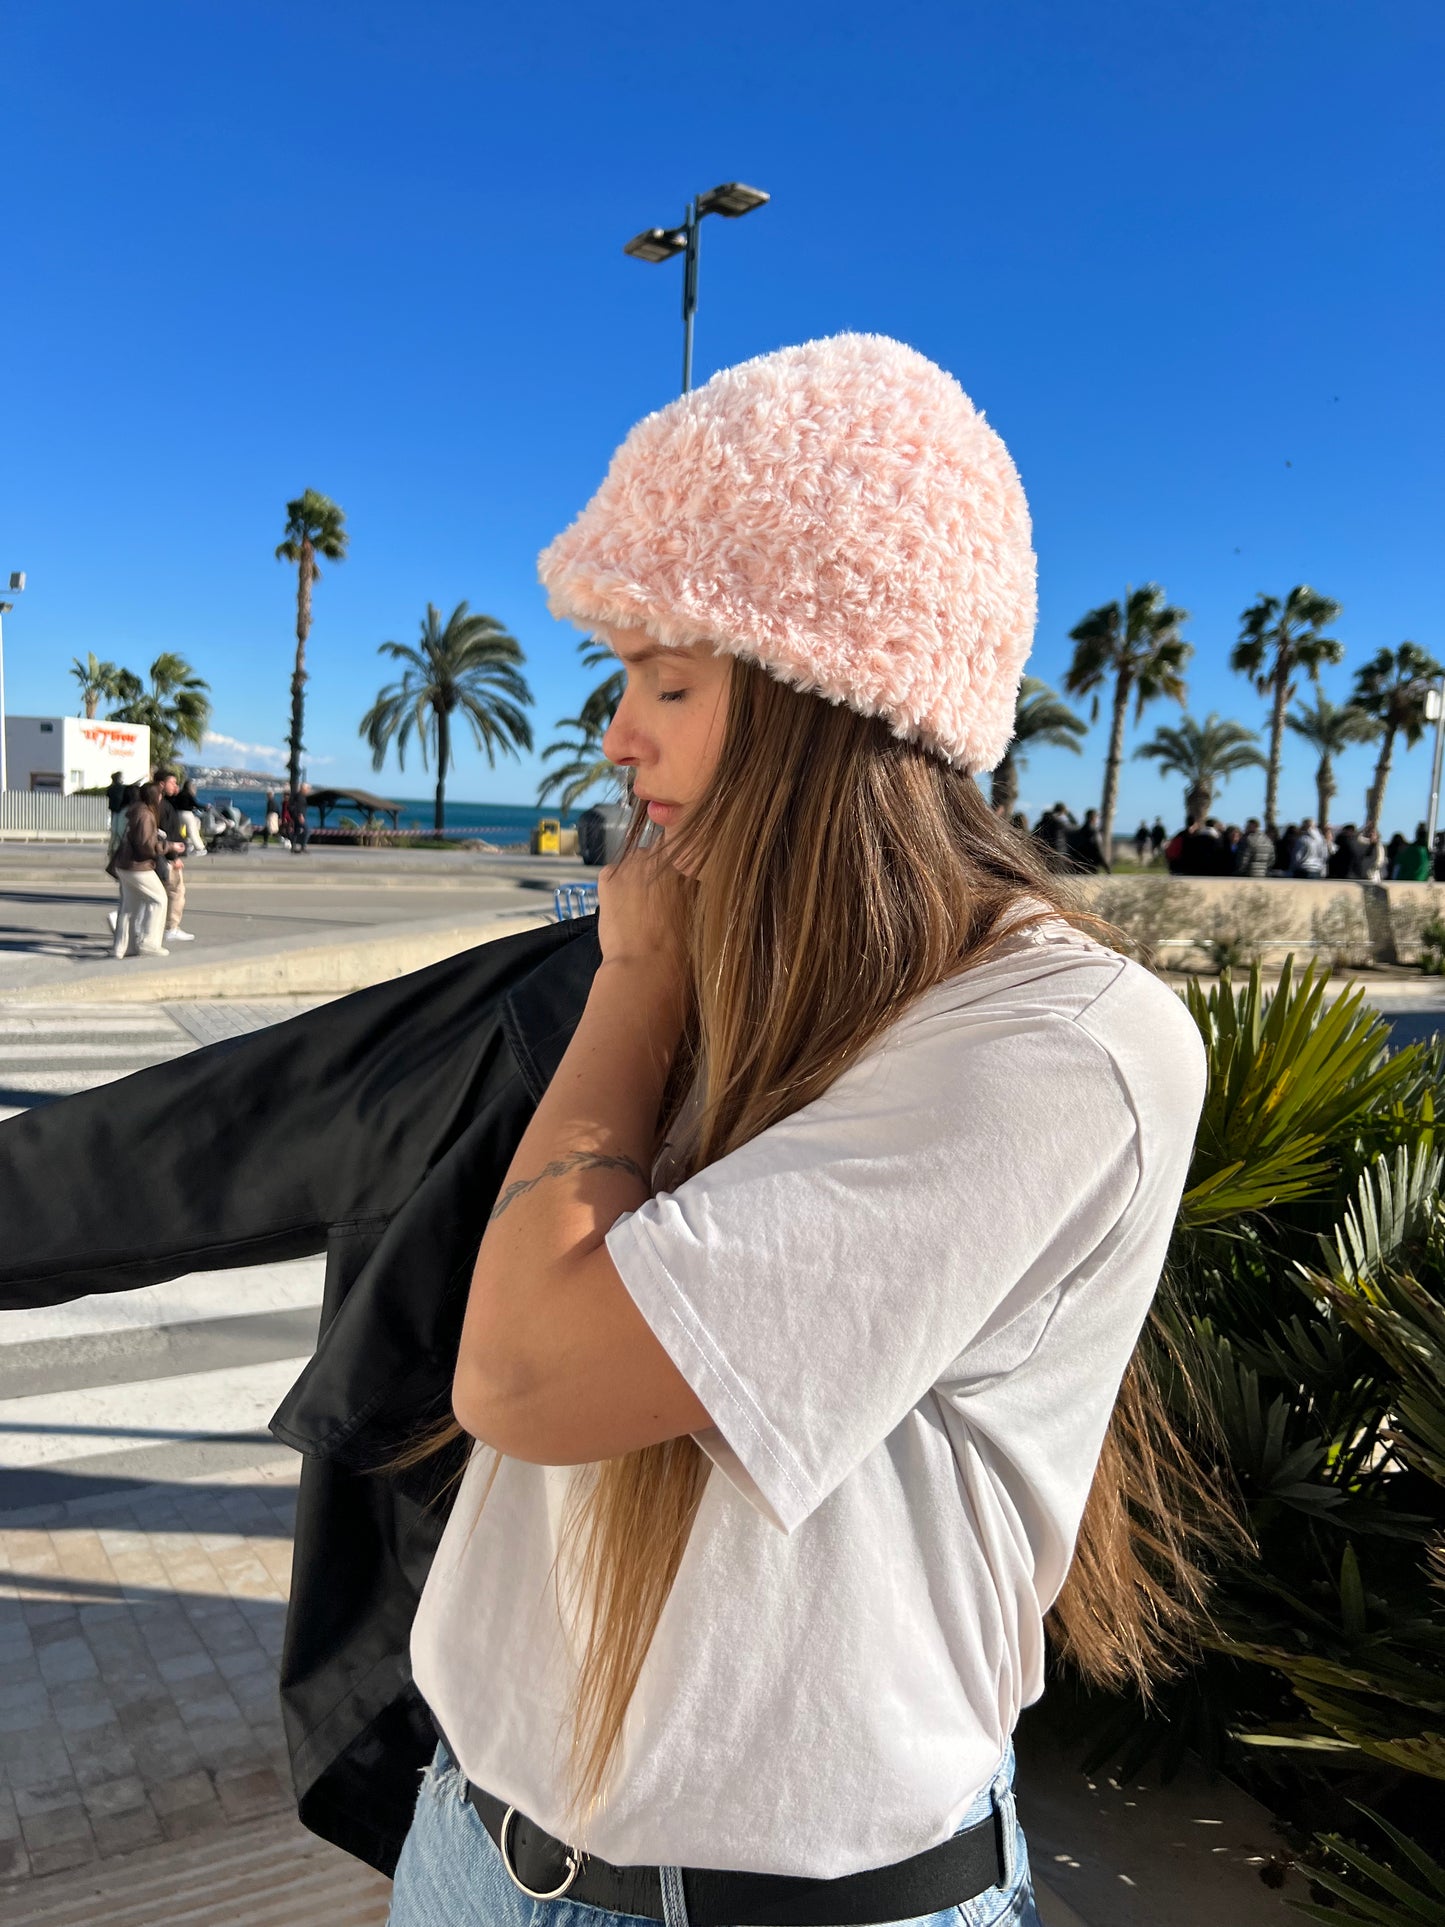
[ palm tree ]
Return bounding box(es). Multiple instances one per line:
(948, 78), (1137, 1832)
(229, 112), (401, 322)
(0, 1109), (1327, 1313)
(1132, 712), (1267, 825)
(536, 637), (626, 810)
(1350, 641), (1445, 832)
(1229, 586), (1343, 829)
(1063, 583), (1192, 858)
(70, 653), (121, 720)
(106, 654), (213, 769)
(576, 636), (624, 733)
(989, 676), (1087, 817)
(537, 717), (617, 810)
(1285, 692), (1380, 830)
(359, 602), (533, 832)
(275, 490), (348, 814)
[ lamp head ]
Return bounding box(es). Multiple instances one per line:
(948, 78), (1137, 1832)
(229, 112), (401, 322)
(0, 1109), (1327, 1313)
(696, 182), (769, 218)
(623, 227), (688, 263)
(6, 573), (23, 593)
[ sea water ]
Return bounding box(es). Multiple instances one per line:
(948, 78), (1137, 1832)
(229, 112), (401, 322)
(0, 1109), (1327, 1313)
(194, 791), (584, 848)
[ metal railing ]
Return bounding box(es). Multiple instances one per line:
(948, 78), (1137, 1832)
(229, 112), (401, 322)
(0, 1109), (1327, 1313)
(0, 792), (109, 839)
(553, 883), (599, 921)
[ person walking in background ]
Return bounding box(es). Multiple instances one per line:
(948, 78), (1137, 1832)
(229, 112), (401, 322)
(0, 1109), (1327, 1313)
(154, 768), (196, 943)
(1235, 817), (1274, 878)
(1352, 824), (1383, 880)
(1133, 820), (1150, 865)
(109, 782), (171, 959)
(290, 784), (312, 855)
(1327, 824), (1357, 880)
(1392, 822), (1432, 881)
(1290, 817), (1329, 878)
(1033, 801), (1074, 870)
(105, 770), (128, 840)
(261, 791), (280, 848)
(1177, 819), (1217, 876)
(1066, 807), (1111, 873)
(1150, 816), (1166, 859)
(176, 779), (205, 901)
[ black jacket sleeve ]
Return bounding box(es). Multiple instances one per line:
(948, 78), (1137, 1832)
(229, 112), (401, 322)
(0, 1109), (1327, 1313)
(0, 919), (585, 1309)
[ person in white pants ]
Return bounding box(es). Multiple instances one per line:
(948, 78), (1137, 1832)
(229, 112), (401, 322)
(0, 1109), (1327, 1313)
(114, 869), (169, 959)
(111, 782), (172, 960)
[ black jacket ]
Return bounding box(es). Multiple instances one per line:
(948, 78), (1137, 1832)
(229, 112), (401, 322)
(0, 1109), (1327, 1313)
(0, 916), (602, 1876)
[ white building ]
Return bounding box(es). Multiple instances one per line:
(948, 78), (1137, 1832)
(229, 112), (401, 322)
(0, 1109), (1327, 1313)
(2, 716), (152, 794)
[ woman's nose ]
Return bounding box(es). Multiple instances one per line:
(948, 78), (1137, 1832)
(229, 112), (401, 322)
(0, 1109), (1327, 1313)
(602, 699), (643, 769)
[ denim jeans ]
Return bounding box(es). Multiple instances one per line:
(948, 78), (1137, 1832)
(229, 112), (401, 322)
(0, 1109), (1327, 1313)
(387, 1742), (1041, 1927)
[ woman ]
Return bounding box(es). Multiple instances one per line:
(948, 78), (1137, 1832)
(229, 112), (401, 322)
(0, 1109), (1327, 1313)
(262, 791), (280, 848)
(388, 337), (1208, 1927)
(110, 780), (170, 959)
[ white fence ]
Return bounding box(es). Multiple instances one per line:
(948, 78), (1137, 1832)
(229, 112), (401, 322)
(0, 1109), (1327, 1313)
(0, 792), (110, 841)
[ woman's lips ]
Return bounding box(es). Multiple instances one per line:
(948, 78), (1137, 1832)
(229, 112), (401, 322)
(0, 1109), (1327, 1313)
(645, 799), (681, 825)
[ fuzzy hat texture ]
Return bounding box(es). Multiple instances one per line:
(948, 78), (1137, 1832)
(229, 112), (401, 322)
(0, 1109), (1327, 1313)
(537, 333), (1036, 772)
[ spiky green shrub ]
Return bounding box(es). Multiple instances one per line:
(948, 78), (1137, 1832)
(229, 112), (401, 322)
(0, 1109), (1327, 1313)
(1072, 962), (1445, 1916)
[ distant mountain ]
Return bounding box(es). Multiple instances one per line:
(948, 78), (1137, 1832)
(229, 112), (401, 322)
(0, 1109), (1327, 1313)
(185, 764), (285, 790)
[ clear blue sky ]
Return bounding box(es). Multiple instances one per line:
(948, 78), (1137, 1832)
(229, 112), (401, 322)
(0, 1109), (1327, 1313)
(3, 0), (1441, 830)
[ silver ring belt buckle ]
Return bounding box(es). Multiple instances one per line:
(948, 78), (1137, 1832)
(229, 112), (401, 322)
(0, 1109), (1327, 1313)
(499, 1803), (582, 1900)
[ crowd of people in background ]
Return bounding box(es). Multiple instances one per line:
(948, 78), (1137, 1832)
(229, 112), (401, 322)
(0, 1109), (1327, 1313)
(1015, 801), (1445, 882)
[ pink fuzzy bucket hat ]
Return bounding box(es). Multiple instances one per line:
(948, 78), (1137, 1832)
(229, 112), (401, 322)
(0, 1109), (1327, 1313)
(537, 333), (1036, 772)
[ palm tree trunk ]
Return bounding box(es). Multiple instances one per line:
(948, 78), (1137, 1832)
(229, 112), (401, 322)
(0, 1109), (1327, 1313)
(1185, 781), (1212, 823)
(1317, 754), (1335, 832)
(990, 752), (1018, 818)
(1366, 728), (1395, 833)
(1265, 664), (1288, 829)
(434, 704), (450, 834)
(288, 544), (313, 813)
(1099, 669), (1131, 860)
(84, 691), (98, 719)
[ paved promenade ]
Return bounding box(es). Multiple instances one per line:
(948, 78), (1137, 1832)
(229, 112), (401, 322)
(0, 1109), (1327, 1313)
(0, 843), (585, 997)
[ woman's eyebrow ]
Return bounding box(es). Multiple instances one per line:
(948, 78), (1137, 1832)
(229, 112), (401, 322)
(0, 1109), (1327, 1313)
(614, 643), (688, 666)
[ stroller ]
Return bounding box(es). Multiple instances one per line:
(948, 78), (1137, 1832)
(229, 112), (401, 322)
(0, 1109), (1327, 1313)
(199, 800), (254, 854)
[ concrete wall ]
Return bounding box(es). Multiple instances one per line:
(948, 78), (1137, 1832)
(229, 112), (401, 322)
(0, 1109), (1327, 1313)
(1073, 873), (1441, 968)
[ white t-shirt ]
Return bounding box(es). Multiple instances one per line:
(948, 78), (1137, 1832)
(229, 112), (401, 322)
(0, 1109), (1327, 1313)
(410, 919), (1207, 1878)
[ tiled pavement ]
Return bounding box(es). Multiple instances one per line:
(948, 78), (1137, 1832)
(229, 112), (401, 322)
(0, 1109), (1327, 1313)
(0, 1459), (305, 1883)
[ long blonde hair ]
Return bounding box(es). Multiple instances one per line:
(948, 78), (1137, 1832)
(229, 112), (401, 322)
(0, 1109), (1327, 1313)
(396, 656), (1232, 1840)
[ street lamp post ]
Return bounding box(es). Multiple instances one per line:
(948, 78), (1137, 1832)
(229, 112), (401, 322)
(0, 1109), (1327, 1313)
(623, 183), (770, 394)
(0, 571), (25, 796)
(1425, 677), (1445, 851)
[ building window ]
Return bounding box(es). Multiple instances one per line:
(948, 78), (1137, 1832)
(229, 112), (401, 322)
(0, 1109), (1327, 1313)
(70, 770), (85, 788)
(39, 722), (54, 734)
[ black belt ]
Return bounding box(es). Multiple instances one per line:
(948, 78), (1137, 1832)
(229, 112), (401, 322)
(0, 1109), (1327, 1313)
(430, 1727), (1013, 1927)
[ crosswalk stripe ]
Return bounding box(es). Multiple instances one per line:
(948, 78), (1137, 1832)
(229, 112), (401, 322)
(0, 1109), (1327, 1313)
(0, 1354), (311, 1471)
(0, 1258), (327, 1345)
(1, 1042), (194, 1059)
(0, 1071), (183, 1102)
(0, 1015), (184, 1035)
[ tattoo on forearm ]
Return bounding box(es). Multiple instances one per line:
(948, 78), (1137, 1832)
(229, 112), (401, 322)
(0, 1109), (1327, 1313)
(488, 1149), (650, 1222)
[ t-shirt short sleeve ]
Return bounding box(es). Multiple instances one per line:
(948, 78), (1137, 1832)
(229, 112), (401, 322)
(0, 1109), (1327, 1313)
(604, 986), (1146, 1534)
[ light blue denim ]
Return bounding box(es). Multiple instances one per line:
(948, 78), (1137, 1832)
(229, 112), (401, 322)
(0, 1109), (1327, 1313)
(387, 1740), (1042, 1927)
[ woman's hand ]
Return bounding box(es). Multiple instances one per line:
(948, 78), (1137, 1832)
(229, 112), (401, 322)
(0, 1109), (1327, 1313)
(595, 841), (689, 1030)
